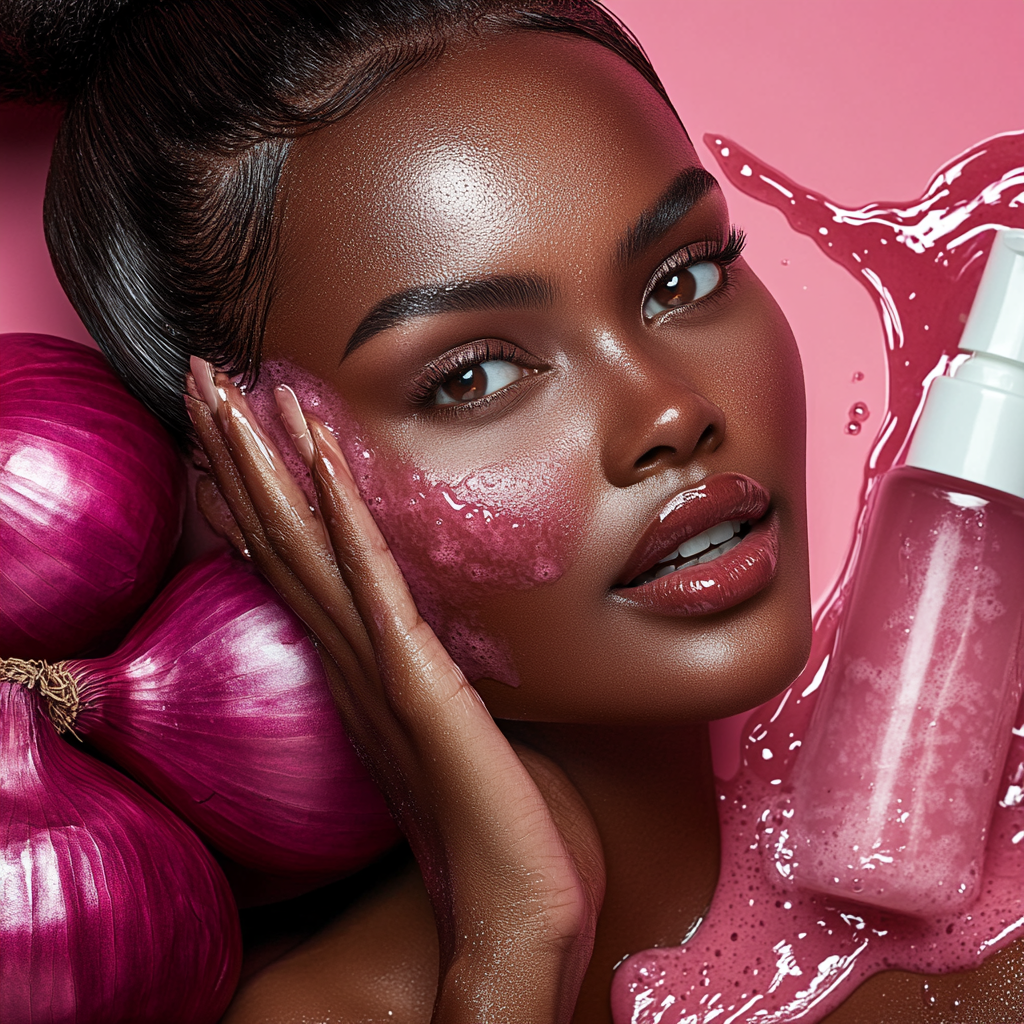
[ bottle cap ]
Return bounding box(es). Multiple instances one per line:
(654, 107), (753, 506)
(906, 228), (1024, 500)
(959, 229), (1024, 364)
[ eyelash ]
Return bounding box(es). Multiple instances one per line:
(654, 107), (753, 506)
(407, 338), (540, 413)
(642, 226), (747, 319)
(406, 226), (747, 414)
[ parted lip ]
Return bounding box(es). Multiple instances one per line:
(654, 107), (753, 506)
(614, 472), (772, 588)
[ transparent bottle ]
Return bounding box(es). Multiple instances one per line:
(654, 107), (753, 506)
(786, 229), (1024, 916)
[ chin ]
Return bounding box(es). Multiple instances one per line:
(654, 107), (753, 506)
(478, 566), (813, 726)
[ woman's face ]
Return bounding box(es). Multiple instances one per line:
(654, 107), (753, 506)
(262, 30), (811, 724)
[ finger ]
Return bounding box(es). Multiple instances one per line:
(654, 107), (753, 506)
(187, 363), (377, 676)
(195, 473), (250, 558)
(190, 357), (324, 549)
(306, 417), (479, 716)
(186, 389), (361, 673)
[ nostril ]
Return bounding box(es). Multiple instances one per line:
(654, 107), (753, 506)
(634, 445), (674, 471)
(696, 424), (717, 451)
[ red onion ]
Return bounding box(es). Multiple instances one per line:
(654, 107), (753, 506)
(0, 674), (241, 1024)
(0, 333), (185, 660)
(64, 549), (400, 876)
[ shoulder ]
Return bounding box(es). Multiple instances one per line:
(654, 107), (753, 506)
(222, 859), (438, 1024)
(823, 937), (1024, 1024)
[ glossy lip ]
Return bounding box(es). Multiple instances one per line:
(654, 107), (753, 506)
(612, 473), (779, 617)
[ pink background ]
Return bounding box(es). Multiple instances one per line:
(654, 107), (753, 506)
(3, 0), (1023, 608)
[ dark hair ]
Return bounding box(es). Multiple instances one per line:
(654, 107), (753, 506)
(1, 1), (678, 437)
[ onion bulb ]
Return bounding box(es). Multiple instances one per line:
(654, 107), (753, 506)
(0, 333), (185, 659)
(58, 549), (399, 876)
(0, 676), (241, 1023)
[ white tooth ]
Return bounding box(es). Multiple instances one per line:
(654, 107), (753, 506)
(698, 547), (722, 564)
(719, 536), (741, 554)
(708, 521), (734, 545)
(678, 530), (711, 558)
(655, 564), (677, 579)
(730, 520), (741, 534)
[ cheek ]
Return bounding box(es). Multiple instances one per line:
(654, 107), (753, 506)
(251, 360), (578, 686)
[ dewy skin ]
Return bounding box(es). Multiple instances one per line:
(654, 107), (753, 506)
(248, 360), (571, 688)
(786, 229), (1024, 916)
(613, 132), (1024, 1024)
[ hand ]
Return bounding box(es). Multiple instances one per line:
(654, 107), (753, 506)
(186, 359), (605, 1023)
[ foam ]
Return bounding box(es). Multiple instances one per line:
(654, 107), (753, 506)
(611, 130), (1024, 1023)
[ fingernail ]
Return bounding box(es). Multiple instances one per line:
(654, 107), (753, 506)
(311, 424), (355, 487)
(190, 356), (226, 420)
(274, 385), (316, 466)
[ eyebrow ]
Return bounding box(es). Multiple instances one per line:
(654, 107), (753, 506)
(343, 273), (555, 359)
(616, 166), (720, 265)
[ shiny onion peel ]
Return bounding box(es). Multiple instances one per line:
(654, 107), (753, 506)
(0, 679), (241, 1024)
(67, 549), (401, 876)
(0, 333), (185, 659)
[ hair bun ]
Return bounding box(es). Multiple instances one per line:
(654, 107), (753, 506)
(0, 0), (135, 103)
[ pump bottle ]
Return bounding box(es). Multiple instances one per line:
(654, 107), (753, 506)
(785, 229), (1024, 916)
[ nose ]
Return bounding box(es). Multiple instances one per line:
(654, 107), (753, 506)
(600, 357), (725, 488)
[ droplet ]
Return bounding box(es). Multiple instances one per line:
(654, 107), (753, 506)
(845, 421), (861, 435)
(848, 402), (870, 422)
(921, 982), (937, 1007)
(851, 370), (864, 382)
(781, 258), (790, 266)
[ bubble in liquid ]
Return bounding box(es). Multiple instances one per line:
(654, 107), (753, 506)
(849, 401), (870, 422)
(852, 370), (865, 382)
(845, 421), (862, 435)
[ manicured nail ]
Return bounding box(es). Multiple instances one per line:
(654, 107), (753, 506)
(311, 423), (355, 488)
(274, 385), (316, 466)
(226, 399), (278, 472)
(190, 356), (225, 420)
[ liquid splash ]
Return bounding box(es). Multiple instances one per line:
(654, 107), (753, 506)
(612, 131), (1024, 1023)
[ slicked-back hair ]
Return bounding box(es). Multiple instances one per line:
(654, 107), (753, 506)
(2, 1), (677, 437)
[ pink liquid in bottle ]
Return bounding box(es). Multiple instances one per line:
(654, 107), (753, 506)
(785, 466), (1024, 915)
(612, 132), (1024, 1024)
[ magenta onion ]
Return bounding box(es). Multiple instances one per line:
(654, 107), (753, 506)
(1, 677), (241, 1024)
(0, 333), (185, 659)
(64, 548), (400, 876)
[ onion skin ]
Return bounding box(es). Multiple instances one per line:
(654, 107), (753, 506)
(0, 334), (185, 660)
(70, 549), (401, 876)
(0, 680), (241, 1024)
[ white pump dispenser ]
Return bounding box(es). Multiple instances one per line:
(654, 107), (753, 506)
(905, 228), (1024, 499)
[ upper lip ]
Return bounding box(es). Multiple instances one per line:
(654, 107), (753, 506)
(614, 472), (772, 587)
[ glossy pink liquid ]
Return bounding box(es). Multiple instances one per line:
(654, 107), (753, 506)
(785, 466), (1024, 916)
(612, 131), (1024, 1022)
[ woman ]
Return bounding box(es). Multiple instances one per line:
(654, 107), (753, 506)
(4, 2), (1021, 1020)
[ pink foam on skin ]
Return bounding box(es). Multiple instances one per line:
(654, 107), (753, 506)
(611, 132), (1024, 1023)
(248, 360), (569, 688)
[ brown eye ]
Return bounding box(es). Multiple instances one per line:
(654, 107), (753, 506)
(435, 360), (526, 406)
(643, 261), (723, 319)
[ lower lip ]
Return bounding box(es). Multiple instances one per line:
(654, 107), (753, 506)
(612, 515), (780, 616)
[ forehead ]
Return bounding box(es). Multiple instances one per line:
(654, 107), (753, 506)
(272, 31), (699, 330)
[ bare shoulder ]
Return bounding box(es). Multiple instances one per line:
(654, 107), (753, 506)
(822, 937), (1024, 1024)
(222, 859), (439, 1024)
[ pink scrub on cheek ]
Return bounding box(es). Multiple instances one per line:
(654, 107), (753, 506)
(249, 360), (569, 687)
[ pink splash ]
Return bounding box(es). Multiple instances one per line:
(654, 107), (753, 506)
(612, 131), (1024, 1022)
(249, 361), (570, 687)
